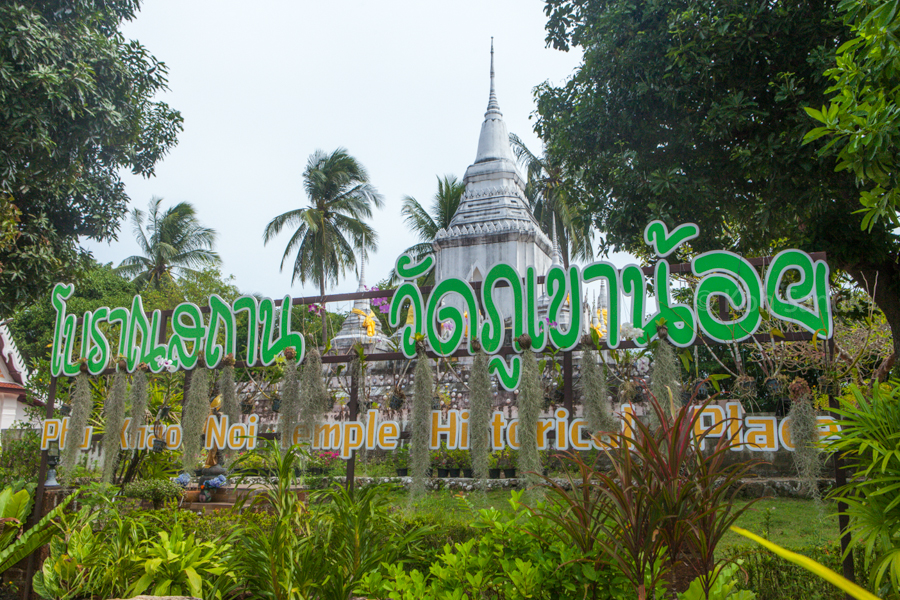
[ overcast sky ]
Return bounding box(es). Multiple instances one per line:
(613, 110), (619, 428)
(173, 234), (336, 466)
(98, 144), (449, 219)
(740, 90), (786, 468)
(85, 1), (591, 307)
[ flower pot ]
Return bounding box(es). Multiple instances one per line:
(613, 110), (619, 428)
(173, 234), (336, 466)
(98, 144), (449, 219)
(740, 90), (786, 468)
(437, 468), (449, 478)
(395, 468), (408, 477)
(462, 468), (473, 478)
(183, 490), (200, 503)
(488, 468), (501, 479)
(448, 468), (460, 478)
(503, 468), (516, 479)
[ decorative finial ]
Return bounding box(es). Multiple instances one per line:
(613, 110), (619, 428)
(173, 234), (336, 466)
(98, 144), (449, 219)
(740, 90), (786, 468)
(358, 253), (366, 290)
(551, 217), (563, 267)
(486, 38), (501, 116)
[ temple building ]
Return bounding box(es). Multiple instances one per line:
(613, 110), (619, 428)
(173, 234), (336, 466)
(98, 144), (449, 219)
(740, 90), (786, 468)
(432, 42), (554, 313)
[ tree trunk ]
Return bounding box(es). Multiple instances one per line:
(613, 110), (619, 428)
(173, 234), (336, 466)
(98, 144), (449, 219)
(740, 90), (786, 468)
(320, 279), (327, 351)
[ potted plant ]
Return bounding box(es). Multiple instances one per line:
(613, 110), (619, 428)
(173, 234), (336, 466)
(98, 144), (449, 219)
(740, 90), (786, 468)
(447, 447), (461, 478)
(734, 375), (756, 397)
(498, 447), (517, 479)
(432, 445), (449, 477)
(394, 446), (409, 477)
(455, 449), (473, 478)
(488, 451), (501, 479)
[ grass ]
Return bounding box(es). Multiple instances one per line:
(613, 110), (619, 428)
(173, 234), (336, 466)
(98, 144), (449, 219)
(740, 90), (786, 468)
(384, 487), (840, 553)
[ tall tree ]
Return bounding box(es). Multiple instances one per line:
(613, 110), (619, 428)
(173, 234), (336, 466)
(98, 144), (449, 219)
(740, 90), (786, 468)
(398, 174), (464, 281)
(117, 197), (221, 289)
(805, 0), (900, 231)
(263, 148), (383, 338)
(0, 0), (182, 315)
(536, 0), (900, 360)
(509, 133), (594, 266)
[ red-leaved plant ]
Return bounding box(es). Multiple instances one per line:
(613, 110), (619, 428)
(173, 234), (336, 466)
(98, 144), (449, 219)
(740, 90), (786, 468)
(526, 390), (759, 600)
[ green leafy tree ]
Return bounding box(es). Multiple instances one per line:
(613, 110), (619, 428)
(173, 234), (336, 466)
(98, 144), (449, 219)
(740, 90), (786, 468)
(10, 262), (137, 363)
(397, 174), (464, 283)
(0, 0), (182, 315)
(117, 197), (221, 289)
(509, 133), (593, 266)
(536, 0), (900, 359)
(263, 148), (383, 337)
(804, 0), (900, 232)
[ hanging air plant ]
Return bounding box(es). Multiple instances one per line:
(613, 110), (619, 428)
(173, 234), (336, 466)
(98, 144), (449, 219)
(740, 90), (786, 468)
(61, 367), (92, 483)
(303, 347), (329, 413)
(299, 346), (328, 450)
(181, 362), (210, 473)
(128, 364), (149, 450)
(219, 354), (239, 424)
(101, 365), (128, 483)
(516, 334), (542, 495)
(410, 346), (433, 499)
(469, 341), (492, 485)
(279, 348), (301, 452)
(580, 344), (616, 436)
(788, 377), (822, 500)
(650, 324), (680, 428)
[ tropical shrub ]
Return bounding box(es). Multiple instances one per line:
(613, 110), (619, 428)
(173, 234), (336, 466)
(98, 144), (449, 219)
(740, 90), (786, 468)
(34, 509), (236, 600)
(828, 382), (900, 598)
(0, 484), (74, 576)
(528, 395), (757, 599)
(359, 491), (633, 600)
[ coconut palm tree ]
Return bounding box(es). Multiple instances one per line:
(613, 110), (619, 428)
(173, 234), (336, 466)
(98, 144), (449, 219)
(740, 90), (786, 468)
(263, 148), (383, 338)
(117, 197), (221, 289)
(396, 174), (464, 282)
(509, 133), (594, 266)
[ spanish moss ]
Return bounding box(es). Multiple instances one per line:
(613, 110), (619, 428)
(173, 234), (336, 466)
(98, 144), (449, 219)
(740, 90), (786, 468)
(218, 360), (239, 464)
(580, 345), (616, 436)
(61, 371), (92, 483)
(181, 366), (210, 473)
(788, 385), (822, 501)
(469, 348), (492, 488)
(650, 337), (680, 430)
(410, 350), (433, 499)
(303, 348), (330, 413)
(101, 371), (127, 483)
(279, 352), (301, 453)
(518, 346), (543, 496)
(128, 368), (148, 449)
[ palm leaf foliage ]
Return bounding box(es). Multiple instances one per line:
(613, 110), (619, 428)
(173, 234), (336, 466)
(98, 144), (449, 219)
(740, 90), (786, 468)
(117, 197), (220, 289)
(263, 148), (383, 296)
(509, 133), (594, 265)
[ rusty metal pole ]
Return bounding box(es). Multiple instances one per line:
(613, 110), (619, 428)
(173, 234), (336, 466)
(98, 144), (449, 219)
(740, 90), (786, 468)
(22, 375), (58, 600)
(563, 351), (574, 420)
(827, 338), (855, 592)
(346, 370), (358, 492)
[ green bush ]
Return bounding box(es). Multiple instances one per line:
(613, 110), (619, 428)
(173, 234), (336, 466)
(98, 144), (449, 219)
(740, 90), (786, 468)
(0, 424), (40, 487)
(359, 491), (633, 600)
(121, 478), (183, 508)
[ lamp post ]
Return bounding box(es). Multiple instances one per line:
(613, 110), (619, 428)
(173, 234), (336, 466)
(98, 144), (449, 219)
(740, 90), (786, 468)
(44, 440), (60, 488)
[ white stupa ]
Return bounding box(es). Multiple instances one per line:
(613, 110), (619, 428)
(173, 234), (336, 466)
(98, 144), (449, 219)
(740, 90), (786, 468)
(432, 40), (554, 308)
(330, 256), (392, 353)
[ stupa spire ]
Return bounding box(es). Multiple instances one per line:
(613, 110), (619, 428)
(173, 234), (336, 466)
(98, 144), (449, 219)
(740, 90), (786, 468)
(551, 217), (563, 267)
(474, 39), (514, 164)
(487, 37), (501, 116)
